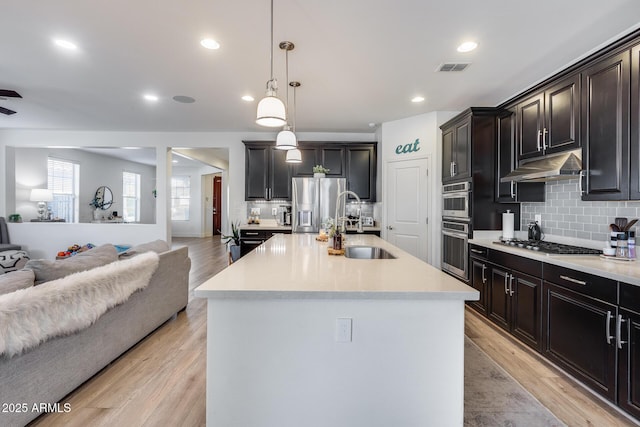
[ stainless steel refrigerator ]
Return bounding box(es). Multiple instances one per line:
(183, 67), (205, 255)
(292, 177), (346, 233)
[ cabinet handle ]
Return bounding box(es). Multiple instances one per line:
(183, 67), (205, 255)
(470, 248), (484, 254)
(537, 130), (542, 151)
(510, 181), (516, 199)
(617, 314), (627, 349)
(559, 275), (587, 286)
(606, 311), (614, 345)
(579, 170), (585, 195)
(542, 128), (548, 150)
(504, 274), (509, 295)
(481, 264), (487, 284)
(245, 232), (259, 236)
(509, 274), (514, 296)
(265, 188), (268, 199)
(242, 240), (263, 245)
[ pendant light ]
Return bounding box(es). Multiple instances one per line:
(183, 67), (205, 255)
(256, 0), (287, 127)
(276, 41), (297, 150)
(286, 81), (302, 163)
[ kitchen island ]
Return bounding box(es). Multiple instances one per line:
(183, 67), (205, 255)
(194, 234), (478, 427)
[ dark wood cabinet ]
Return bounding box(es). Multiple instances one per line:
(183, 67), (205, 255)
(292, 146), (320, 177)
(630, 43), (640, 199)
(619, 305), (640, 418)
(292, 144), (346, 177)
(239, 228), (292, 257)
(321, 147), (345, 177)
(496, 111), (545, 202)
(581, 50), (630, 201)
(516, 74), (580, 161)
(346, 145), (376, 201)
(543, 265), (619, 402)
(468, 245), (489, 315)
(442, 118), (470, 182)
(244, 142), (292, 201)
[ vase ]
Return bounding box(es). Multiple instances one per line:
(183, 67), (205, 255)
(93, 209), (102, 221)
(314, 173), (326, 178)
(229, 245), (241, 263)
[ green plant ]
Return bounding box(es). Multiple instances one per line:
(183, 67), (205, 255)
(313, 165), (330, 174)
(221, 222), (241, 247)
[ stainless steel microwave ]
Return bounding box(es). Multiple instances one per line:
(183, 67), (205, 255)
(442, 182), (470, 220)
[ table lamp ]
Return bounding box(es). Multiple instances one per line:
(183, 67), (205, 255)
(30, 189), (54, 220)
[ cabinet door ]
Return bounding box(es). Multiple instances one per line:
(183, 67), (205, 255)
(582, 51), (630, 201)
(469, 259), (489, 315)
(321, 147), (345, 177)
(453, 120), (471, 180)
(292, 146), (318, 177)
(511, 271), (542, 351)
(619, 308), (640, 419)
(346, 145), (376, 201)
(488, 267), (510, 332)
(544, 282), (617, 401)
(517, 93), (544, 160)
(270, 148), (291, 200)
(630, 44), (640, 199)
(545, 74), (580, 154)
(442, 128), (454, 182)
(245, 145), (269, 200)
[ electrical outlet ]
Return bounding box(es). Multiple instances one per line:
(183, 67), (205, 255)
(335, 318), (352, 343)
(272, 207), (278, 216)
(535, 214), (542, 227)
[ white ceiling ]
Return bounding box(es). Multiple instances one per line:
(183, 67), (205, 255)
(1, 0), (640, 133)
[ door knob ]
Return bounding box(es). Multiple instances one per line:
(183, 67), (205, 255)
(387, 225), (394, 230)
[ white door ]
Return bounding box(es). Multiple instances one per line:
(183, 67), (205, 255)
(386, 158), (429, 262)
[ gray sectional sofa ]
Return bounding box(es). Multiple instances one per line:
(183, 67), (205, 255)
(0, 242), (191, 426)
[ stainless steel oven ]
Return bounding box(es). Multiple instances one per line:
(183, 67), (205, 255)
(442, 220), (469, 281)
(442, 182), (471, 219)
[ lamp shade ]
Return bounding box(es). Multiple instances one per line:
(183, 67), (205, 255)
(30, 188), (54, 202)
(286, 148), (302, 163)
(256, 95), (287, 127)
(275, 126), (297, 150)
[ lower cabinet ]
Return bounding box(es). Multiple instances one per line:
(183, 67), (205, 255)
(619, 284), (640, 418)
(239, 228), (292, 258)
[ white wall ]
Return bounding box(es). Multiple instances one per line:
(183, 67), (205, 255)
(379, 111), (458, 266)
(171, 164), (220, 238)
(1, 130), (375, 258)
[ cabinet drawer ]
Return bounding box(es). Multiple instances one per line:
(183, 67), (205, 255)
(469, 244), (488, 260)
(489, 250), (542, 278)
(240, 229), (268, 239)
(543, 263), (617, 304)
(620, 282), (640, 313)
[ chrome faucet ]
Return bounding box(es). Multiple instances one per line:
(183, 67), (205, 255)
(334, 190), (363, 233)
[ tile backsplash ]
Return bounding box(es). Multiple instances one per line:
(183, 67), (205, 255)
(521, 178), (640, 243)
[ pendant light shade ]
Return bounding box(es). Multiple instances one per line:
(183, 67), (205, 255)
(275, 41), (297, 149)
(256, 0), (286, 127)
(286, 148), (302, 163)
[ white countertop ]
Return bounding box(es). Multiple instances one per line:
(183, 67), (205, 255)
(195, 234), (478, 300)
(470, 238), (640, 286)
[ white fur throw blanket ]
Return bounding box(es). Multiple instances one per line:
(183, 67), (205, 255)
(0, 251), (160, 358)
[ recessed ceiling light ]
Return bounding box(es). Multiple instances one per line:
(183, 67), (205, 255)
(172, 160), (179, 163)
(457, 41), (478, 53)
(53, 39), (77, 50)
(411, 96), (425, 103)
(143, 94), (159, 102)
(242, 95), (255, 102)
(200, 38), (220, 50)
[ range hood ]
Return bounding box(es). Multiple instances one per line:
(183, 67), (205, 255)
(500, 149), (582, 183)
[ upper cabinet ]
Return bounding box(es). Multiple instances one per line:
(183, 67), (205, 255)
(630, 44), (640, 200)
(244, 141), (376, 201)
(244, 142), (292, 201)
(441, 117), (471, 183)
(517, 74), (580, 161)
(580, 51), (630, 201)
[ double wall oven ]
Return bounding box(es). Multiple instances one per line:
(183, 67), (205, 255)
(441, 182), (471, 281)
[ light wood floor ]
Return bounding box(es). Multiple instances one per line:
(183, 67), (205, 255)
(30, 236), (640, 426)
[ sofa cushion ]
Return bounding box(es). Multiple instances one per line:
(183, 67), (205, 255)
(119, 240), (170, 259)
(25, 244), (118, 285)
(0, 270), (35, 295)
(0, 250), (30, 274)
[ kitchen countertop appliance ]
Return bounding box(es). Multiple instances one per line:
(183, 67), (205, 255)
(292, 177), (346, 233)
(528, 221), (542, 241)
(493, 239), (602, 255)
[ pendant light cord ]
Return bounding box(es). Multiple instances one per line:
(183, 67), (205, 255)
(269, 0), (274, 81)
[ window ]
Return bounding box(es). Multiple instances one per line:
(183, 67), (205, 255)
(122, 171), (141, 222)
(47, 158), (79, 222)
(171, 176), (191, 221)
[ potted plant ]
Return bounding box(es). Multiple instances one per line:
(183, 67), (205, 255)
(221, 222), (241, 262)
(313, 165), (330, 178)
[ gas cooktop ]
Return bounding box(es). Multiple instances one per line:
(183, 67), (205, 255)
(493, 239), (602, 255)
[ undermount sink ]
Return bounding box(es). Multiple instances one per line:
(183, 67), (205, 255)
(345, 246), (396, 259)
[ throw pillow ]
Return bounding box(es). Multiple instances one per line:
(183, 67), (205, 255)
(0, 269), (35, 295)
(0, 250), (30, 275)
(25, 244), (118, 285)
(118, 240), (170, 259)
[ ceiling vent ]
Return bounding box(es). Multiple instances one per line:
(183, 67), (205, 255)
(437, 63), (470, 72)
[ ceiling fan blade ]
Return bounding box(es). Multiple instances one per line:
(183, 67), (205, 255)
(0, 106), (17, 115)
(0, 90), (21, 98)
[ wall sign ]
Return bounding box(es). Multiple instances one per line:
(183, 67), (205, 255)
(395, 138), (421, 155)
